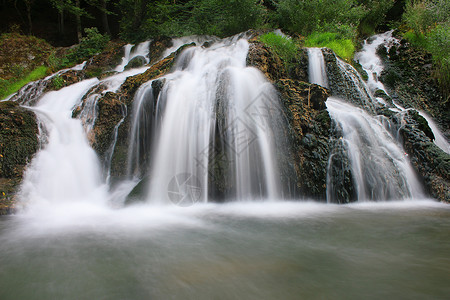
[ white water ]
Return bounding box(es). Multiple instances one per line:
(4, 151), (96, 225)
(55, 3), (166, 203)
(19, 79), (108, 209)
(115, 41), (151, 72)
(307, 48), (328, 88)
(418, 111), (450, 154)
(307, 44), (425, 201)
(326, 97), (423, 201)
(356, 31), (450, 153)
(127, 38), (283, 203)
(354, 30), (399, 93)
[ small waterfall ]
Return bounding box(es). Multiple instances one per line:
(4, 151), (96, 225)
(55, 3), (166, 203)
(326, 97), (423, 201)
(115, 41), (151, 72)
(356, 31), (450, 154)
(313, 33), (427, 202)
(307, 48), (328, 88)
(127, 37), (284, 204)
(19, 79), (108, 207)
(354, 30), (399, 94)
(418, 111), (450, 154)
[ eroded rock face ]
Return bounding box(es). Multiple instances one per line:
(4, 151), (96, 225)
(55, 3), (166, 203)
(379, 37), (449, 137)
(0, 101), (38, 214)
(399, 110), (449, 202)
(276, 79), (332, 200)
(322, 48), (376, 114)
(247, 40), (333, 200)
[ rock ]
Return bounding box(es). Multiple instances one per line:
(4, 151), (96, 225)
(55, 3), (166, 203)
(83, 40), (126, 77)
(0, 101), (39, 214)
(379, 37), (449, 138)
(124, 55), (147, 70)
(275, 79), (332, 200)
(149, 36), (173, 63)
(399, 110), (449, 202)
(323, 48), (376, 113)
(45, 70), (87, 92)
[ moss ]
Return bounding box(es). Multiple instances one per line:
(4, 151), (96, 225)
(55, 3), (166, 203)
(0, 101), (39, 213)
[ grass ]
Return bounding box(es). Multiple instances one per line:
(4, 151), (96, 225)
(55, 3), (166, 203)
(0, 66), (48, 100)
(259, 32), (299, 66)
(305, 32), (355, 61)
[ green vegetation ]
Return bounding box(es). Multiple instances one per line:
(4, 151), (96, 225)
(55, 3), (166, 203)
(0, 66), (48, 99)
(68, 27), (110, 63)
(259, 32), (299, 65)
(120, 0), (265, 41)
(305, 32), (355, 61)
(402, 0), (450, 93)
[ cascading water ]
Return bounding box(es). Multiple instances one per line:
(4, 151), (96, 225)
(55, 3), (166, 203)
(19, 79), (108, 208)
(354, 30), (399, 94)
(326, 97), (423, 201)
(308, 40), (424, 202)
(355, 31), (450, 154)
(307, 48), (328, 88)
(115, 41), (151, 72)
(127, 37), (284, 204)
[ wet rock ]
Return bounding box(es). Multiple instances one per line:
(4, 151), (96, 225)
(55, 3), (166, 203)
(97, 44), (195, 179)
(124, 55), (146, 70)
(0, 101), (39, 214)
(275, 79), (332, 200)
(322, 48), (376, 113)
(246, 40), (308, 82)
(379, 37), (449, 138)
(327, 137), (356, 203)
(149, 36), (173, 63)
(84, 40), (126, 78)
(399, 110), (449, 202)
(45, 70), (87, 92)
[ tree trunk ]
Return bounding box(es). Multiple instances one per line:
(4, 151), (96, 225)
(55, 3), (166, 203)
(75, 0), (82, 43)
(58, 8), (65, 36)
(25, 0), (33, 35)
(101, 0), (111, 36)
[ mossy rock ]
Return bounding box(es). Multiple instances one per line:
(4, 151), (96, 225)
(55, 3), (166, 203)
(0, 101), (39, 213)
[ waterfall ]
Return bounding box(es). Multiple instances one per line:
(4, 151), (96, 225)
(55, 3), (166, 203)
(307, 34), (425, 202)
(355, 31), (450, 154)
(19, 79), (108, 207)
(115, 41), (151, 72)
(326, 97), (423, 201)
(307, 48), (328, 88)
(127, 37), (284, 204)
(354, 30), (399, 94)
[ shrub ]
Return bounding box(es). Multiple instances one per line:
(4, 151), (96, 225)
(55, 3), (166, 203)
(69, 27), (109, 62)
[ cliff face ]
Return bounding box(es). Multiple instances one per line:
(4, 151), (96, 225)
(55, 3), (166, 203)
(247, 41), (332, 200)
(0, 33), (449, 211)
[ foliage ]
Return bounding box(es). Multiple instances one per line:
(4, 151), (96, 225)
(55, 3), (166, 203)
(275, 0), (365, 40)
(259, 32), (299, 66)
(403, 0), (449, 34)
(0, 66), (48, 99)
(402, 0), (450, 93)
(47, 52), (71, 72)
(305, 32), (355, 61)
(68, 27), (109, 62)
(188, 0), (265, 37)
(51, 74), (65, 90)
(120, 0), (266, 41)
(358, 0), (396, 36)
